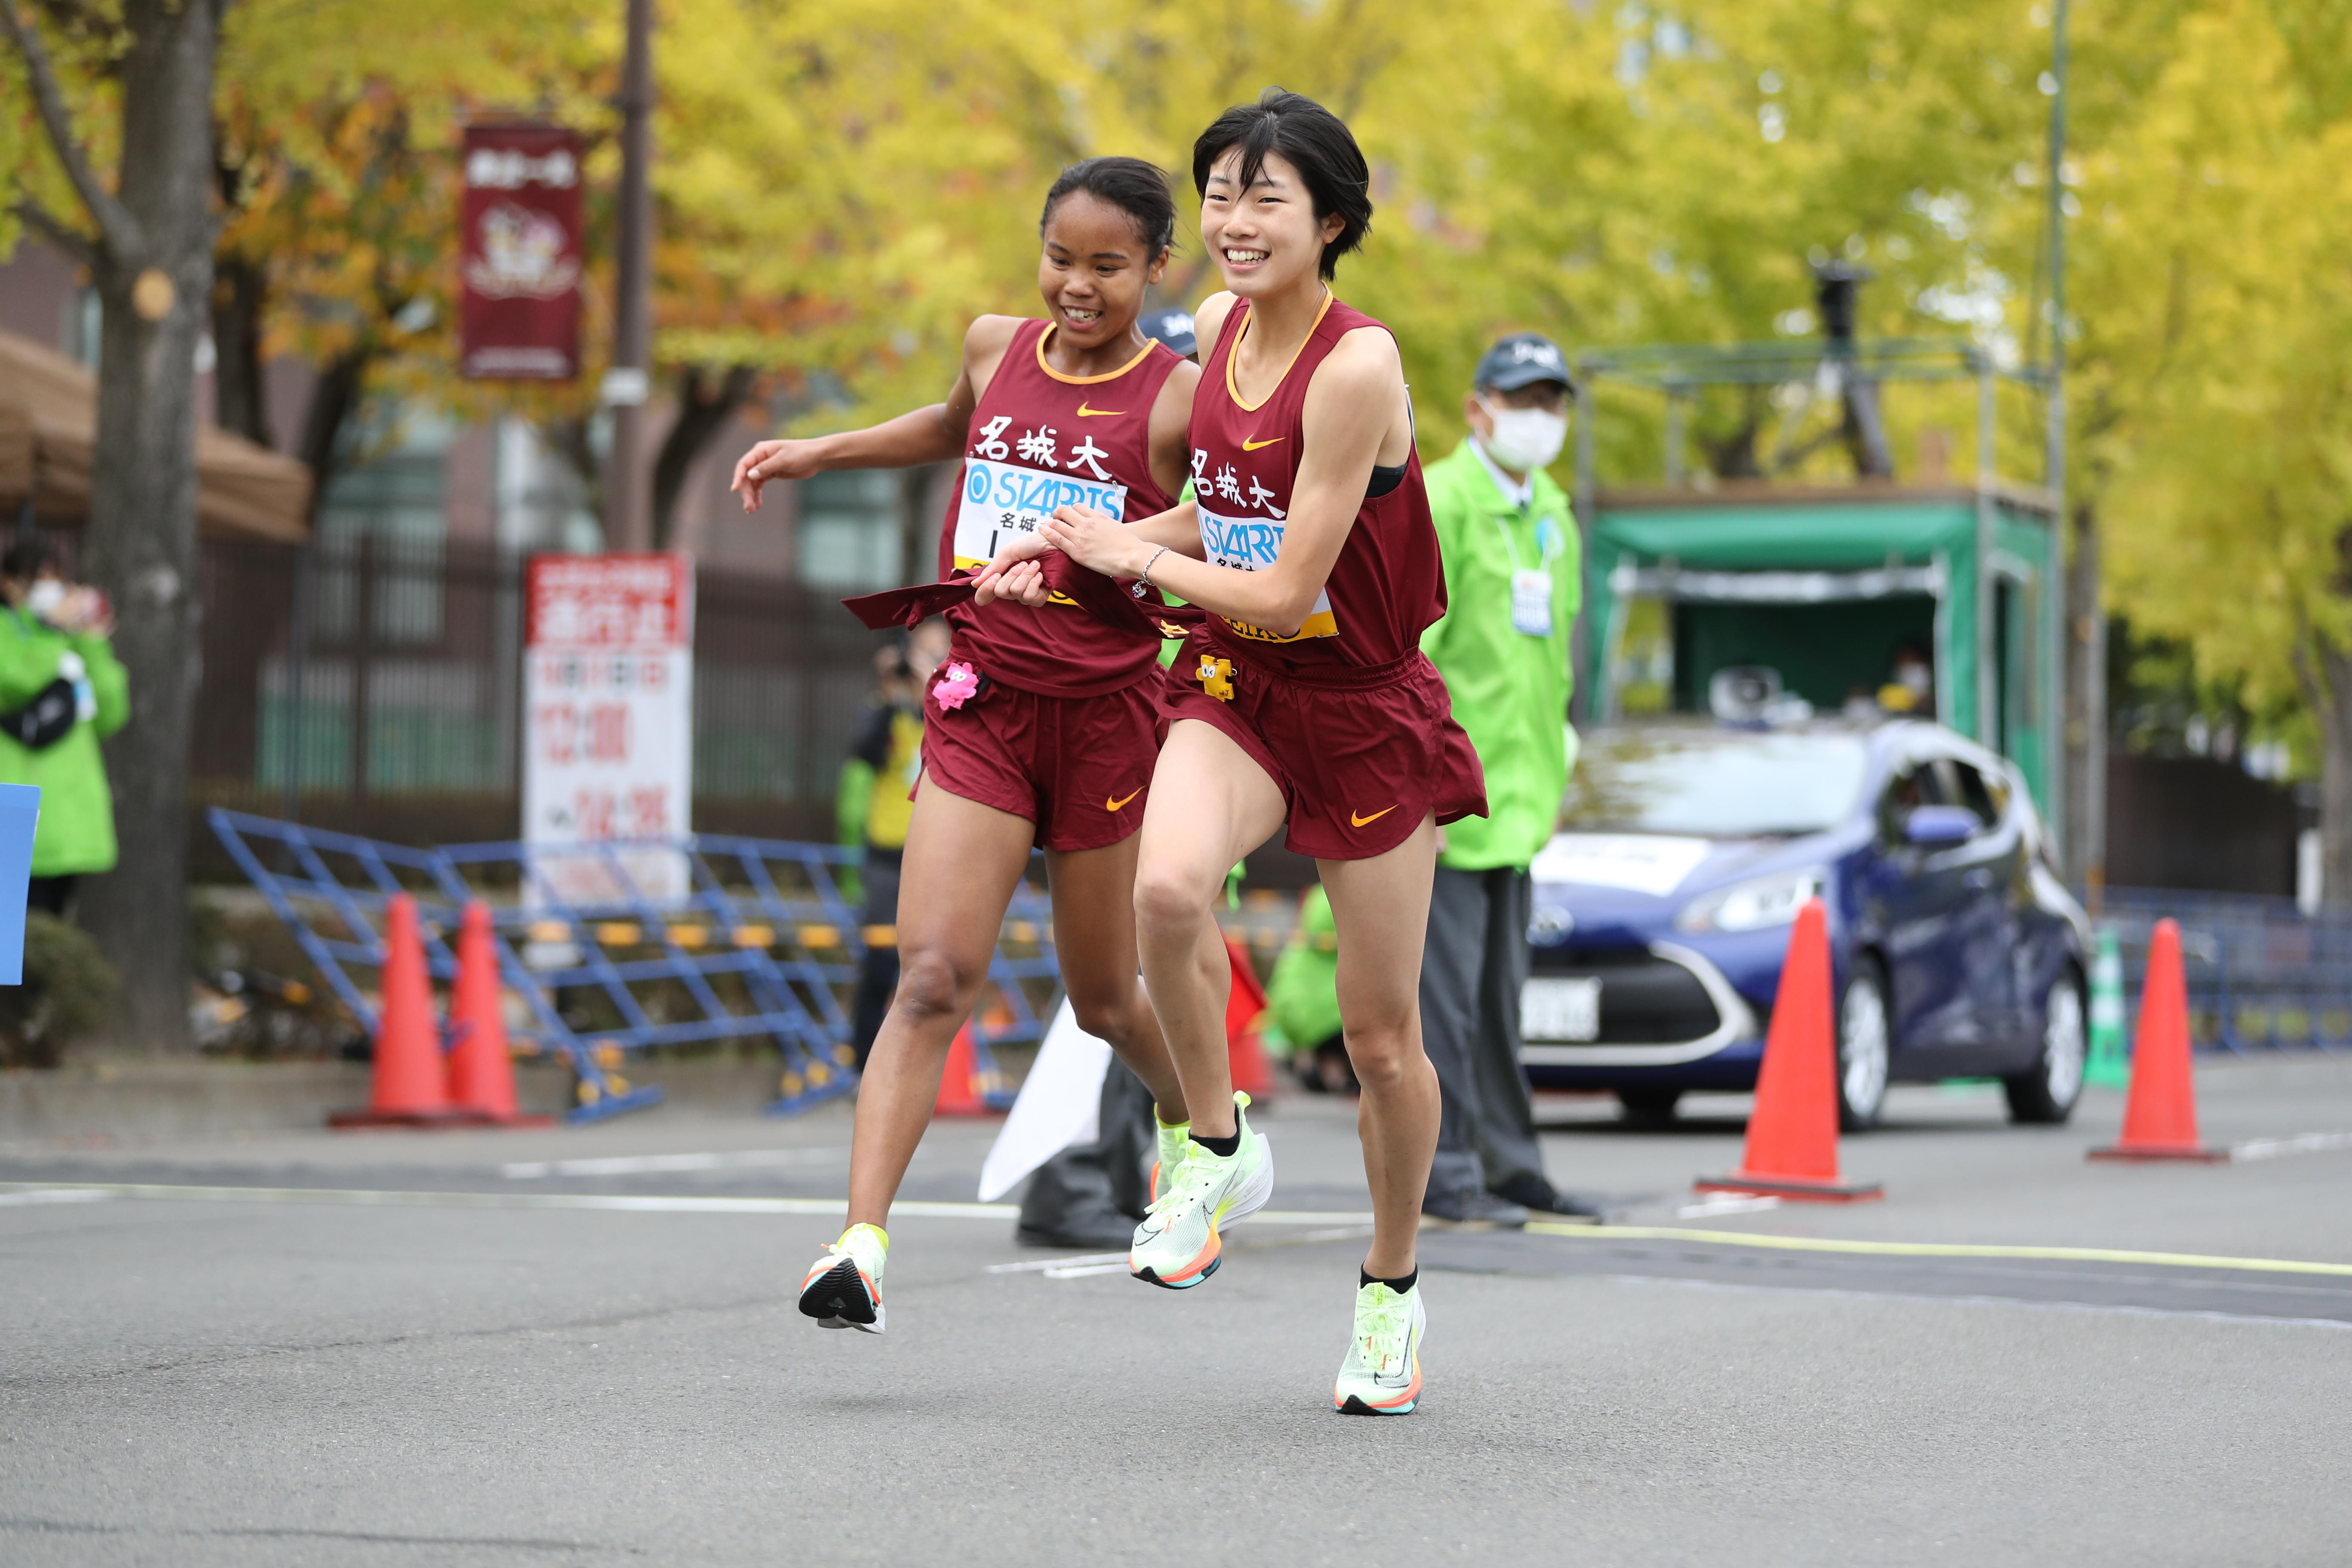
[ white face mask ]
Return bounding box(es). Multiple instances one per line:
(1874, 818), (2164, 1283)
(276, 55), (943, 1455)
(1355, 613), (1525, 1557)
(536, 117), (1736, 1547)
(1476, 397), (1568, 474)
(23, 579), (65, 619)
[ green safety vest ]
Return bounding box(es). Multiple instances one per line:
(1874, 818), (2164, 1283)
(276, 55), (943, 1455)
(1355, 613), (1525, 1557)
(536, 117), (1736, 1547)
(1419, 439), (1580, 872)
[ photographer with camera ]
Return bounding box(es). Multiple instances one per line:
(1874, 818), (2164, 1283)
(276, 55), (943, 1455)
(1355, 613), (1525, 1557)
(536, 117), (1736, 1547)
(0, 539), (126, 919)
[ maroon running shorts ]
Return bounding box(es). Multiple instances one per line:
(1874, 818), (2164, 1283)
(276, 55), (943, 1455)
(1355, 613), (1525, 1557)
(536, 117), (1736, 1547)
(1159, 630), (1487, 861)
(915, 661), (1163, 853)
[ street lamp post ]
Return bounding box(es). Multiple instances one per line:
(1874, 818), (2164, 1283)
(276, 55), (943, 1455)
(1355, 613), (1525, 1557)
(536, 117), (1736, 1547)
(604, 0), (654, 550)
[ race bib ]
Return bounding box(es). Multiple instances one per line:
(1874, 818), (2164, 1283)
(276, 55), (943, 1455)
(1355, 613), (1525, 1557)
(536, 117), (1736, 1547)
(1198, 505), (1337, 642)
(1510, 569), (1553, 637)
(952, 458), (1127, 571)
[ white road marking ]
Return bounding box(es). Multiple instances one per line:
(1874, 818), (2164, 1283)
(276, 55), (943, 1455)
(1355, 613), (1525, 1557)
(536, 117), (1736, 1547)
(1610, 1272), (2352, 1331)
(0, 1188), (112, 1207)
(1044, 1262), (1132, 1279)
(501, 1148), (843, 1179)
(0, 1181), (1374, 1226)
(1678, 1194), (1784, 1219)
(988, 1252), (1129, 1274)
(2231, 1131), (2352, 1163)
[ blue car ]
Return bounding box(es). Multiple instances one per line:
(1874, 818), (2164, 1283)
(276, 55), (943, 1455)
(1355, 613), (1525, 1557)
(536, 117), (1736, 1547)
(1522, 717), (2091, 1129)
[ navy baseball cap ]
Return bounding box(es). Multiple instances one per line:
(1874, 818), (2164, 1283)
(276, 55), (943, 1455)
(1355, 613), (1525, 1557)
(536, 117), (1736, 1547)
(1140, 308), (1197, 358)
(1474, 332), (1572, 393)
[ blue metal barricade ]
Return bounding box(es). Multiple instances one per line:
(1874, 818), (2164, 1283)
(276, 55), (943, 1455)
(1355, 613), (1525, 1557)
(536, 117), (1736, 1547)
(209, 809), (1059, 1122)
(2096, 886), (2352, 1056)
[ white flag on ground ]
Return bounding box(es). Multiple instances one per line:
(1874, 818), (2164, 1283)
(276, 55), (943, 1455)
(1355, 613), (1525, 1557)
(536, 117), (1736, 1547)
(977, 1000), (1112, 1201)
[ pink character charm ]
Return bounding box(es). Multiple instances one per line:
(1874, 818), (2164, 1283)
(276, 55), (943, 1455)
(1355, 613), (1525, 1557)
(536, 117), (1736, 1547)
(934, 660), (981, 712)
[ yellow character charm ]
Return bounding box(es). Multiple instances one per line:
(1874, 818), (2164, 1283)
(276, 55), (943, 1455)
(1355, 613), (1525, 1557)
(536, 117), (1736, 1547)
(1197, 655), (1235, 703)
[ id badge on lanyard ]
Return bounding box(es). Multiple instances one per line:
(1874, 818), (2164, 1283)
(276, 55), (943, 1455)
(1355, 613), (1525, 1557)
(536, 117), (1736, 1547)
(1510, 569), (1553, 637)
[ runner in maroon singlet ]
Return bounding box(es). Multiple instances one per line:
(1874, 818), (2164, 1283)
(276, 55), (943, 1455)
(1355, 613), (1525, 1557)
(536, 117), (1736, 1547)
(981, 92), (1482, 1412)
(729, 159), (1202, 1336)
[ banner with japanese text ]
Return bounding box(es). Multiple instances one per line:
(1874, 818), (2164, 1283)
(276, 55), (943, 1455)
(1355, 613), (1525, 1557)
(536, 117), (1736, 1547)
(460, 122), (583, 380)
(524, 553), (694, 902)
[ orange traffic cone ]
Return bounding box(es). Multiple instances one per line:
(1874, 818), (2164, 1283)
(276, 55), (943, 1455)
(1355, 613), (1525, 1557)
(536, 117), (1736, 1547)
(446, 902), (552, 1127)
(1696, 899), (1883, 1201)
(934, 1021), (995, 1116)
(331, 893), (466, 1128)
(1223, 934), (1275, 1099)
(2089, 918), (2227, 1162)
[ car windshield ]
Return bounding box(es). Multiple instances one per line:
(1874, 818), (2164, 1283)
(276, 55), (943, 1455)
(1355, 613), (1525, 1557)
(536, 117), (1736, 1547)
(1563, 728), (1871, 838)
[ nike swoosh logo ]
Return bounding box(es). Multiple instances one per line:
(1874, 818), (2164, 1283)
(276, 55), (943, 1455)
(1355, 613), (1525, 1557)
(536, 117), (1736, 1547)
(1076, 402), (1125, 417)
(1240, 435), (1285, 451)
(1106, 788), (1142, 811)
(1350, 805), (1398, 828)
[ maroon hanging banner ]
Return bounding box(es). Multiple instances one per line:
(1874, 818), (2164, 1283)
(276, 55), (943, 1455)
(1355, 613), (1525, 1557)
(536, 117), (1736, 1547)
(459, 123), (583, 380)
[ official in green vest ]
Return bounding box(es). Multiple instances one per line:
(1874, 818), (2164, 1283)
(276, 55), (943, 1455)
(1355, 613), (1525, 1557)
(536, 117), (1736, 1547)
(1417, 332), (1597, 1225)
(0, 539), (129, 919)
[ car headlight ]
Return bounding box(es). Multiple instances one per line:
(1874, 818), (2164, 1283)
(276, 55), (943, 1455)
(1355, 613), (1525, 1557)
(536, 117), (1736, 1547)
(1674, 868), (1825, 934)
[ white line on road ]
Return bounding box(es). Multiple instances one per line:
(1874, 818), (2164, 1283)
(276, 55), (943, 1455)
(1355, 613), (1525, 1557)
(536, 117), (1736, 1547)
(0, 1181), (1373, 1226)
(2231, 1131), (2352, 1163)
(1678, 1194), (1783, 1219)
(987, 1252), (1130, 1273)
(501, 1148), (844, 1178)
(1610, 1271), (2352, 1332)
(0, 1188), (112, 1207)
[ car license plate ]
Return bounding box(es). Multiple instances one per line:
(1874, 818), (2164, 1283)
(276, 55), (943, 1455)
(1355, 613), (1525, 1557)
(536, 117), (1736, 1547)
(1522, 977), (1602, 1042)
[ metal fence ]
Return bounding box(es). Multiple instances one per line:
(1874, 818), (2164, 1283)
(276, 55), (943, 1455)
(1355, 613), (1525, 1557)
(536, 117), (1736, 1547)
(193, 535), (884, 854)
(2100, 886), (2352, 1054)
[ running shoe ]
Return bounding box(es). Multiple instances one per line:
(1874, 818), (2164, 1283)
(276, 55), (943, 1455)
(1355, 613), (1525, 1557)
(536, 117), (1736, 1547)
(1148, 1114), (1191, 1205)
(1130, 1093), (1273, 1289)
(1333, 1278), (1424, 1415)
(798, 1222), (887, 1333)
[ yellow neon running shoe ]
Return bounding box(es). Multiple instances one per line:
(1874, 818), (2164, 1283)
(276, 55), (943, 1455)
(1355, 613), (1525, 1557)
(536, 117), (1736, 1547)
(1149, 1114), (1191, 1205)
(798, 1222), (887, 1333)
(1333, 1278), (1424, 1415)
(1129, 1093), (1272, 1289)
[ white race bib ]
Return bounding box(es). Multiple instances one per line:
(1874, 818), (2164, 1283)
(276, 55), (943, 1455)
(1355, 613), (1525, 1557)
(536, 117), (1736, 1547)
(1198, 505), (1337, 641)
(952, 457), (1127, 570)
(1510, 568), (1553, 637)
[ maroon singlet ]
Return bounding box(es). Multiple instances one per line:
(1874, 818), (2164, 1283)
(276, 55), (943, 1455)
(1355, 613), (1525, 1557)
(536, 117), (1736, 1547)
(1188, 294), (1446, 675)
(937, 319), (1181, 698)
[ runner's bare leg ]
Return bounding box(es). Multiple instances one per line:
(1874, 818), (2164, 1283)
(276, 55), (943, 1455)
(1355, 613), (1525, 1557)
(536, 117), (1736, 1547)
(1319, 816), (1442, 1280)
(1044, 835), (1188, 1121)
(1131, 719), (1289, 1141)
(846, 783), (1034, 1228)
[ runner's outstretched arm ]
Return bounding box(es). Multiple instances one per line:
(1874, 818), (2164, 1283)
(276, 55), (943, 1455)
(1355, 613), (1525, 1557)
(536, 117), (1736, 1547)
(730, 315), (1022, 510)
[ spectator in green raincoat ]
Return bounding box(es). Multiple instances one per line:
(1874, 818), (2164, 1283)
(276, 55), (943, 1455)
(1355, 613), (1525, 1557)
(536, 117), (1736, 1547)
(1416, 333), (1599, 1226)
(0, 539), (128, 918)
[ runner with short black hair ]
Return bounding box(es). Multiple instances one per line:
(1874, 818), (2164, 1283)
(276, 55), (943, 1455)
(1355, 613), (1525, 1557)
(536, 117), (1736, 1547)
(732, 155), (1203, 1337)
(980, 89), (1485, 1414)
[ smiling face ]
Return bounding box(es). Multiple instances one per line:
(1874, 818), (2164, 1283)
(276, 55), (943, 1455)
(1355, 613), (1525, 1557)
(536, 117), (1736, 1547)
(1200, 147), (1344, 300)
(1037, 190), (1167, 349)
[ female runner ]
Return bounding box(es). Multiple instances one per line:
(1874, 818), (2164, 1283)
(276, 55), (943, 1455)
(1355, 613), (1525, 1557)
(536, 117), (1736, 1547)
(730, 158), (1202, 1336)
(980, 90), (1486, 1414)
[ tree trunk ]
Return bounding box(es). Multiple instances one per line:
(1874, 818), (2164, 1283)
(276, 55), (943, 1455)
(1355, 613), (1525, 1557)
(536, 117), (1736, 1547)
(2062, 498), (2105, 890)
(67, 0), (225, 1054)
(295, 345), (373, 524)
(651, 364), (756, 548)
(2314, 644), (2352, 911)
(209, 251), (273, 449)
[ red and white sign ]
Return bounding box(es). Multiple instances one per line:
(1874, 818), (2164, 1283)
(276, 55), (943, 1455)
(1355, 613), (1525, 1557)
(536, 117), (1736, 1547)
(524, 554), (694, 901)
(460, 123), (583, 380)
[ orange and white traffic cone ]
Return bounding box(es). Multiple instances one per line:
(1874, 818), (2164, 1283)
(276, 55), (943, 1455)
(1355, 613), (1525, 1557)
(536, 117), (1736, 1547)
(933, 1022), (995, 1116)
(1223, 934), (1275, 1099)
(446, 901), (551, 1127)
(2088, 918), (2226, 1162)
(1695, 899), (1883, 1201)
(331, 893), (466, 1129)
